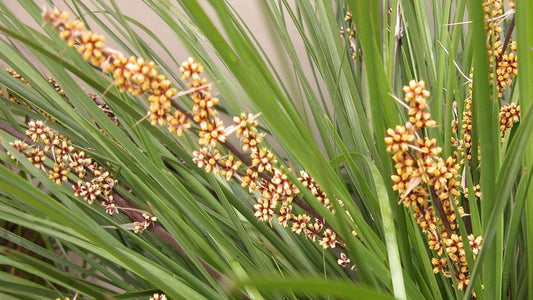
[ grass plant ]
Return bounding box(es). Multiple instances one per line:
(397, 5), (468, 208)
(0, 1), (530, 299)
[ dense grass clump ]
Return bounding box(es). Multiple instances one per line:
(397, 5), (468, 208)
(0, 1), (532, 299)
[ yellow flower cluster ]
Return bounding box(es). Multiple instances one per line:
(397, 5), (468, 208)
(385, 80), (482, 291)
(339, 12), (357, 60)
(452, 2), (518, 165)
(42, 7), (178, 127)
(9, 120), (118, 214)
(184, 63), (240, 178)
(460, 96), (474, 162)
(463, 184), (482, 200)
(8, 120), (161, 233)
(495, 42), (518, 96)
(233, 113), (264, 153)
(177, 61), (347, 254)
(134, 213), (158, 233)
(298, 171), (331, 207)
(42, 7), (356, 268)
(456, 81), (519, 165)
(42, 8), (105, 66)
(402, 80), (436, 129)
(483, 0), (518, 97)
(499, 102), (520, 141)
(483, 0), (503, 42)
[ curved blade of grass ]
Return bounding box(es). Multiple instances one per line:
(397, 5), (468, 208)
(0, 272), (58, 300)
(466, 0), (501, 296)
(234, 275), (395, 300)
(515, 0), (533, 297)
(367, 160), (406, 300)
(0, 248), (113, 298)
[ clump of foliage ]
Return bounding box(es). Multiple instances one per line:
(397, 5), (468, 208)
(0, 1), (532, 299)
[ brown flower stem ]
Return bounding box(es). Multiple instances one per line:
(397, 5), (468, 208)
(497, 15), (515, 65)
(170, 99), (195, 120)
(430, 189), (453, 236)
(0, 121), (27, 144)
(221, 141), (251, 166)
(111, 193), (237, 287)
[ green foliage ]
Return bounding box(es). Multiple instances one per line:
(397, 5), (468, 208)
(0, 0), (529, 299)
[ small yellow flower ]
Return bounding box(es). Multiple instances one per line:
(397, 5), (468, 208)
(291, 214), (310, 234)
(384, 125), (414, 153)
(48, 162), (70, 184)
(241, 131), (264, 153)
(276, 205), (293, 227)
(499, 102), (520, 141)
(26, 148), (46, 169)
(251, 148), (277, 173)
(134, 213), (157, 233)
(26, 120), (50, 142)
(149, 293), (167, 300)
(192, 147), (221, 173)
(305, 219), (324, 242)
(337, 253), (351, 268)
(219, 155), (241, 181)
(241, 168), (259, 192)
(198, 118), (226, 147)
(179, 57), (203, 80)
(319, 229), (337, 249)
(254, 198), (277, 222)
(232, 113), (258, 138)
(167, 110), (191, 137)
(402, 80), (430, 103)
